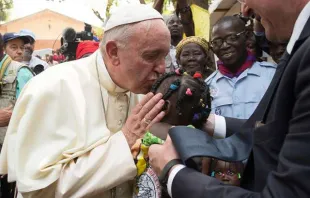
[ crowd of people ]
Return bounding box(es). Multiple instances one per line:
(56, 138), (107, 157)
(0, 0), (309, 197)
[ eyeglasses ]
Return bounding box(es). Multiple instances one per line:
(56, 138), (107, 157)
(210, 31), (246, 48)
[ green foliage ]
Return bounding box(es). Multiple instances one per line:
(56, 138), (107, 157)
(0, 0), (13, 22)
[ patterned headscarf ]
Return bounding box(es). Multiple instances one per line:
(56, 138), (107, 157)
(176, 36), (209, 59)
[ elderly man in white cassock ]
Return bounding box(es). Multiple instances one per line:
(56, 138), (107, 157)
(0, 4), (171, 198)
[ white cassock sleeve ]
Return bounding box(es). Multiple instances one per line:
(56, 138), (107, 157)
(0, 72), (137, 198)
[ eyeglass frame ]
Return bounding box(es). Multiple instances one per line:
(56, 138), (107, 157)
(210, 30), (247, 49)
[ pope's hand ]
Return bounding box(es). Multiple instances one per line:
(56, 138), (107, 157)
(0, 105), (13, 127)
(149, 135), (179, 176)
(122, 92), (165, 148)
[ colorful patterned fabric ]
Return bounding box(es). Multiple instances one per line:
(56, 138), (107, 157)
(176, 36), (209, 59)
(133, 126), (195, 197)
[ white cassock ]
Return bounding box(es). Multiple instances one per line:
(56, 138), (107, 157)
(0, 50), (140, 198)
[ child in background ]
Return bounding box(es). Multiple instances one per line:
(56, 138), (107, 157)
(132, 69), (212, 198)
(209, 159), (245, 186)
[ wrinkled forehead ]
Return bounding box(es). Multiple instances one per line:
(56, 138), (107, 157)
(130, 20), (170, 49)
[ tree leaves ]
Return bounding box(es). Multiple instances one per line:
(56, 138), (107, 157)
(0, 0), (13, 22)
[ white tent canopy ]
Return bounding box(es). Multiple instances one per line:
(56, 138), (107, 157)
(209, 0), (241, 27)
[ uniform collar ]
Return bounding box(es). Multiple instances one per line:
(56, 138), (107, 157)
(95, 50), (128, 93)
(287, 1), (310, 54)
(214, 61), (262, 81)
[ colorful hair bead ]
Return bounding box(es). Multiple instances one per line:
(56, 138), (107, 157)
(238, 173), (241, 179)
(170, 84), (179, 90)
(185, 88), (193, 96)
(175, 68), (181, 75)
(183, 72), (189, 76)
(193, 113), (200, 121)
(211, 171), (215, 177)
(193, 72), (202, 79)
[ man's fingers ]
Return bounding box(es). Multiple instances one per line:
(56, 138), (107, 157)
(138, 93), (163, 118)
(131, 92), (154, 114)
(148, 144), (162, 160)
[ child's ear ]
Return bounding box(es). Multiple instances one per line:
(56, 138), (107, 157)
(164, 100), (171, 114)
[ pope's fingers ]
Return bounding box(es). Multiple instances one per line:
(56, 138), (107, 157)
(131, 92), (154, 115)
(145, 99), (165, 120)
(4, 105), (13, 110)
(147, 111), (165, 130)
(138, 93), (163, 118)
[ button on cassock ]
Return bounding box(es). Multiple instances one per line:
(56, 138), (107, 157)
(118, 120), (123, 125)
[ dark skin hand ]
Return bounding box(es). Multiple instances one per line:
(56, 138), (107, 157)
(177, 0), (195, 37)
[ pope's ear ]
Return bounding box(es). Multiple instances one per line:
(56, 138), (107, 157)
(105, 41), (120, 66)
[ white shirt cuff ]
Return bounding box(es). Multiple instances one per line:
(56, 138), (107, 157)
(167, 164), (186, 197)
(213, 115), (226, 139)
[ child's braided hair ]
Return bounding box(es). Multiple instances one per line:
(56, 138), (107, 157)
(151, 69), (212, 129)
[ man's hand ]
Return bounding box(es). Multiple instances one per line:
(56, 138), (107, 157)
(0, 105), (13, 127)
(202, 114), (215, 136)
(149, 135), (179, 176)
(122, 93), (165, 148)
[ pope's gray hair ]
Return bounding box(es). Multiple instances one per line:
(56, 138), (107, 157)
(101, 20), (153, 53)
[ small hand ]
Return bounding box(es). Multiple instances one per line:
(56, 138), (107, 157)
(122, 92), (165, 148)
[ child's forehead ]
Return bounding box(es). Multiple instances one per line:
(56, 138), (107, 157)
(215, 160), (236, 169)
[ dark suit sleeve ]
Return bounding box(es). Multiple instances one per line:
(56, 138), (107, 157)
(172, 168), (256, 198)
(171, 44), (310, 198)
(225, 117), (247, 137)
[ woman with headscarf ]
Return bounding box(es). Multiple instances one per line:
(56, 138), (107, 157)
(176, 36), (214, 79)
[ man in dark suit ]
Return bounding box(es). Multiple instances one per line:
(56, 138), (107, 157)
(148, 0), (310, 197)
